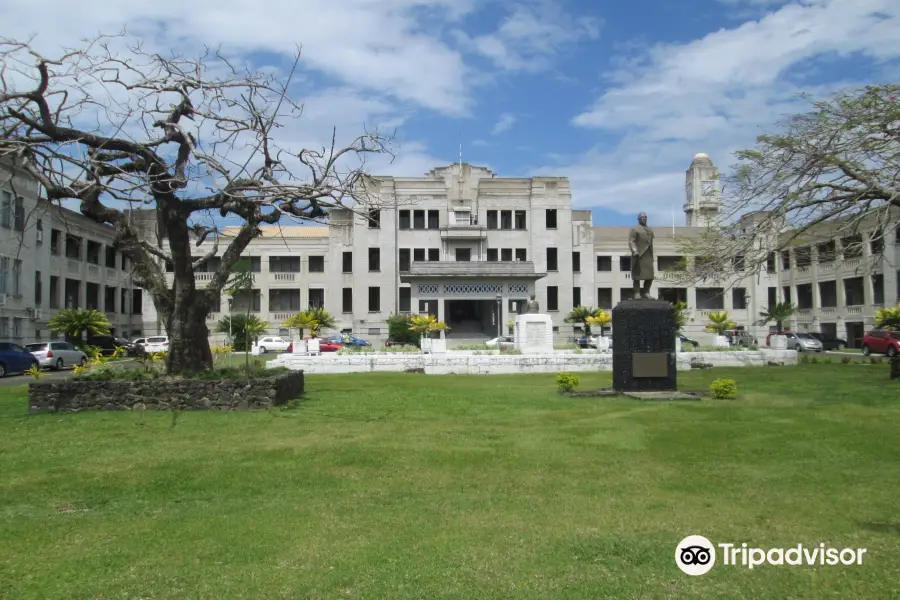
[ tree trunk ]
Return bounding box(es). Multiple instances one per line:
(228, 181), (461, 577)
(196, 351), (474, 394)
(164, 291), (213, 374)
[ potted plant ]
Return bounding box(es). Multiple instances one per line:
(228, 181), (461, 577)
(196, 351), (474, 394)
(586, 309), (612, 352)
(757, 301), (796, 350)
(410, 315), (451, 353)
(705, 311), (737, 347)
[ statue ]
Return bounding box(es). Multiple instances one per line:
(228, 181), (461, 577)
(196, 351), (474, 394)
(628, 212), (655, 299)
(525, 294), (540, 313)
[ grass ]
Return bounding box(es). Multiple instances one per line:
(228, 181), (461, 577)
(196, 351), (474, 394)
(1, 364), (899, 599)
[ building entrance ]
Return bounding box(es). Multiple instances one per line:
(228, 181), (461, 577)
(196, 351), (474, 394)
(444, 299), (500, 338)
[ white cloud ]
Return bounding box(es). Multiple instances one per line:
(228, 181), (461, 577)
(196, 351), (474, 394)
(491, 113), (517, 135)
(559, 0), (900, 223)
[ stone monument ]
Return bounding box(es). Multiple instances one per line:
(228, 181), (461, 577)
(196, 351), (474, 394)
(612, 300), (677, 392)
(629, 212), (655, 300)
(515, 294), (554, 354)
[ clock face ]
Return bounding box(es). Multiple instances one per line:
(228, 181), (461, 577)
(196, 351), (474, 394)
(701, 180), (717, 196)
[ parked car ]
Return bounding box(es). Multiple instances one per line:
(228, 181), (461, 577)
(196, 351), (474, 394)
(725, 330), (757, 347)
(789, 333), (824, 352)
(485, 336), (516, 349)
(142, 336), (169, 353)
(0, 342), (41, 377)
(305, 337), (342, 352)
(86, 335), (140, 356)
(25, 341), (88, 370)
(680, 334), (699, 349)
(253, 336), (291, 353)
(327, 334), (371, 347)
(807, 332), (848, 350)
(385, 338), (419, 348)
(861, 330), (900, 357)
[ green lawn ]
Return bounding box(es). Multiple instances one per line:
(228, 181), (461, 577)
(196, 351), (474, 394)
(1, 364), (899, 599)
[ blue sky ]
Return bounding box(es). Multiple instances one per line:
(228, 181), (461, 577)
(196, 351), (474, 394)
(4, 0), (900, 227)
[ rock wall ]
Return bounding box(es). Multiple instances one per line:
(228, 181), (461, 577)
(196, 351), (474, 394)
(268, 350), (797, 375)
(28, 371), (305, 413)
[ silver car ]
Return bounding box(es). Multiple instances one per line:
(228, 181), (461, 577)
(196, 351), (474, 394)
(791, 333), (824, 352)
(26, 341), (88, 370)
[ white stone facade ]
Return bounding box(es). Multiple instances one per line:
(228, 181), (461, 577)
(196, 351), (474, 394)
(0, 163), (143, 343)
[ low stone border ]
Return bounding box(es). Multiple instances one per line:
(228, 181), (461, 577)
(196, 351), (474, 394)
(28, 371), (305, 413)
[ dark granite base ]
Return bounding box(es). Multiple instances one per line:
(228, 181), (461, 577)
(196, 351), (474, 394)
(612, 299), (677, 392)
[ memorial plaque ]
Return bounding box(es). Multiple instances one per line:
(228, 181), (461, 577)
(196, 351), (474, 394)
(632, 352), (669, 378)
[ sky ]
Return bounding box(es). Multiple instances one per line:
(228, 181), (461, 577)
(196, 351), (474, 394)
(2, 0), (899, 227)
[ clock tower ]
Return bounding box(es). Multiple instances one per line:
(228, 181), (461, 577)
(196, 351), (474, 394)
(684, 152), (722, 227)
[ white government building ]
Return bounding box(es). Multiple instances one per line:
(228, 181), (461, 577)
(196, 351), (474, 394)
(3, 155), (897, 348)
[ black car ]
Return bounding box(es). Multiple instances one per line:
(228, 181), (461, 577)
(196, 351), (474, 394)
(384, 338), (420, 348)
(807, 332), (847, 350)
(86, 335), (141, 356)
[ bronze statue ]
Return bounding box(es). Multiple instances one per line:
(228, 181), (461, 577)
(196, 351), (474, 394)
(525, 294), (540, 313)
(628, 212), (655, 299)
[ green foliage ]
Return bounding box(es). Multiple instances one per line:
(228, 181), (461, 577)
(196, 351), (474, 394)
(556, 372), (579, 393)
(386, 314), (419, 345)
(709, 378), (737, 399)
(215, 314), (269, 351)
(841, 356), (852, 364)
(874, 303), (900, 330)
(283, 307), (336, 338)
(410, 314), (450, 338)
(705, 311), (737, 335)
(25, 364), (44, 381)
(758, 301), (796, 332)
(72, 362), (288, 381)
(671, 301), (690, 332)
(565, 306), (610, 336)
(48, 308), (110, 341)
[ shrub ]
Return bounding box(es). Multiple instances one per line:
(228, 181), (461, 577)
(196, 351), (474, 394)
(870, 356), (884, 365)
(841, 356), (852, 364)
(809, 355), (819, 364)
(25, 364), (44, 381)
(709, 378), (737, 399)
(556, 372), (579, 393)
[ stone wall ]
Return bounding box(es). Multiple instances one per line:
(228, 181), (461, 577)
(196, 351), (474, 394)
(268, 350), (797, 375)
(28, 371), (305, 413)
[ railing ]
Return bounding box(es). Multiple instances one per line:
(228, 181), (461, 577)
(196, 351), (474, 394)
(67, 260), (80, 274)
(819, 262), (833, 272)
(658, 271), (687, 281)
(871, 304), (884, 312)
(273, 273), (296, 281)
(796, 266), (810, 275)
(842, 258), (860, 269)
(272, 312), (295, 322)
(88, 264), (100, 277)
(846, 306), (863, 314)
(106, 268), (118, 279)
(796, 308), (812, 316)
(820, 307), (836, 315)
(195, 272), (214, 281)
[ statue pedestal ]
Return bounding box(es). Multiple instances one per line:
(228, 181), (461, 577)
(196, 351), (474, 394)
(515, 313), (554, 354)
(612, 300), (677, 392)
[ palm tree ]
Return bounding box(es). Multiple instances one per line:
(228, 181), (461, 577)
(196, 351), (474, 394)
(215, 314), (269, 352)
(565, 306), (609, 336)
(705, 311), (737, 336)
(409, 314), (450, 339)
(48, 308), (110, 343)
(757, 301), (796, 333)
(283, 307), (336, 338)
(671, 301), (690, 333)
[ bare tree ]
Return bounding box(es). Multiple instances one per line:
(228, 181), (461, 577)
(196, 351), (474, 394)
(677, 84), (900, 283)
(0, 35), (392, 374)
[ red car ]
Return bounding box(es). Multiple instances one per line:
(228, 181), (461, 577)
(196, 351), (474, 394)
(286, 338), (342, 353)
(861, 330), (900, 357)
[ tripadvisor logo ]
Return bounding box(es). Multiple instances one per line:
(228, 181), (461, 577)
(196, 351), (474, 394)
(675, 536), (867, 576)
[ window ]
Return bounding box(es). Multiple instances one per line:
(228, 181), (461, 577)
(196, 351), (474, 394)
(34, 271), (42, 305)
(50, 229), (61, 255)
(500, 248), (512, 262)
(368, 328), (381, 336)
(0, 190), (10, 228)
(573, 287), (581, 308)
(768, 287), (777, 308)
(794, 247), (811, 268)
(547, 286), (558, 311)
(486, 210), (498, 230)
(368, 209), (380, 229)
(619, 256), (631, 271)
(782, 286), (792, 304)
(368, 247), (381, 272)
(105, 286), (116, 312)
(399, 210), (411, 229)
(572, 251), (581, 272)
(368, 286), (380, 312)
(309, 256), (325, 273)
(545, 209), (557, 229)
(427, 210), (440, 229)
(871, 236), (884, 255)
(596, 288), (612, 309)
(781, 251), (791, 270)
(270, 256), (301, 272)
(131, 289), (143, 314)
(873, 274), (884, 304)
(12, 259), (21, 295)
(515, 248), (526, 262)
(453, 211), (470, 226)
(342, 251), (353, 273)
(419, 299), (437, 317)
(428, 249), (440, 261)
(342, 288), (353, 313)
(696, 288), (725, 310)
(105, 246), (117, 268)
(399, 287), (411, 312)
(732, 287), (747, 310)
(597, 256), (612, 271)
(500, 210), (512, 229)
(413, 210), (425, 229)
(36, 219), (43, 244)
(0, 257), (8, 294)
(733, 255), (745, 271)
(49, 276), (59, 309)
(120, 289), (129, 313)
(455, 248), (471, 262)
(308, 289), (324, 309)
(413, 248), (425, 262)
(13, 317), (22, 338)
(841, 235), (863, 258)
(817, 242), (835, 263)
(541, 247), (555, 271)
(766, 252), (777, 273)
(487, 248), (498, 262)
(14, 196), (24, 232)
(399, 249), (411, 271)
(514, 210), (526, 230)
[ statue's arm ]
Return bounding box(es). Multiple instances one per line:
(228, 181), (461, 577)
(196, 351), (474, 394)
(628, 228), (638, 255)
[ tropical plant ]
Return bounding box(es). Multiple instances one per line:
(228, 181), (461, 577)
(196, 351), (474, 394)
(506, 319), (515, 334)
(586, 310), (611, 333)
(757, 301), (796, 333)
(705, 311), (737, 336)
(283, 307), (336, 339)
(874, 303), (900, 330)
(0, 37), (390, 374)
(47, 308), (110, 343)
(671, 301), (690, 333)
(565, 306), (610, 336)
(215, 314), (269, 352)
(409, 314), (451, 338)
(25, 364), (44, 381)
